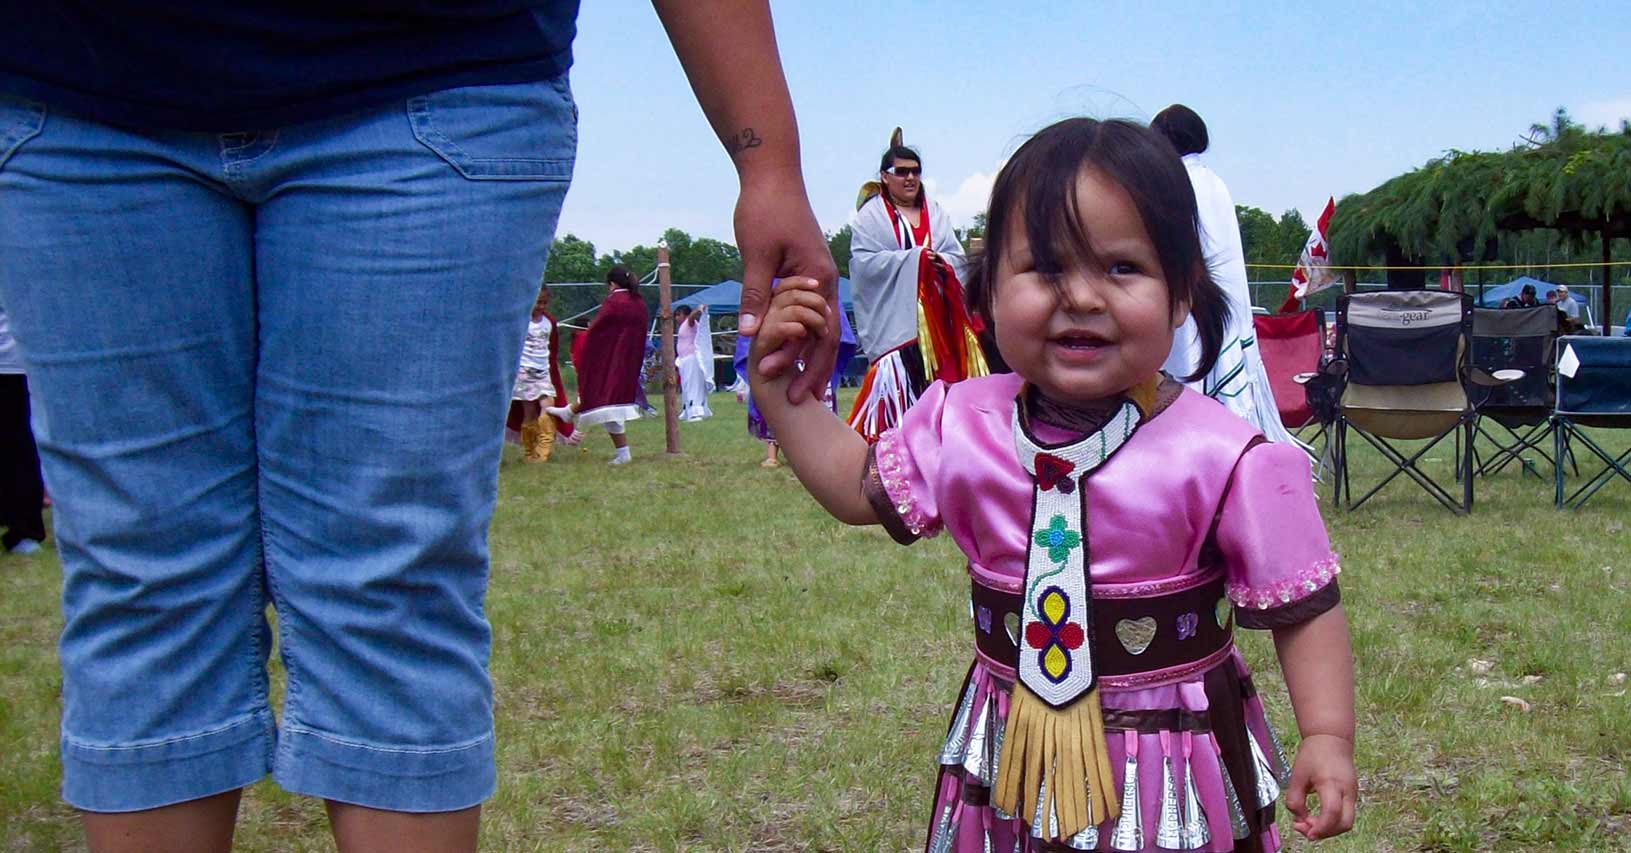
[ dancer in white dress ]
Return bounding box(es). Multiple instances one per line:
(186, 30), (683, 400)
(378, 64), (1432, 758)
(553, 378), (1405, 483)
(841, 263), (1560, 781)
(1152, 105), (1294, 444)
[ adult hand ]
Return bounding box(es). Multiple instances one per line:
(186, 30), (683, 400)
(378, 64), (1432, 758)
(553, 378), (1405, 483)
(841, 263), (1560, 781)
(735, 168), (839, 404)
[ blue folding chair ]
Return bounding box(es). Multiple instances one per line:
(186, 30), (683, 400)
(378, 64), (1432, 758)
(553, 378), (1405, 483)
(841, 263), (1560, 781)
(1552, 336), (1631, 509)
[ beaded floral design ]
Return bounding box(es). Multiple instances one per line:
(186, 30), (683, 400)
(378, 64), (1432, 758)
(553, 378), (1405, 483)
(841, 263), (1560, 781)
(876, 428), (940, 538)
(1226, 554), (1341, 610)
(1032, 514), (1081, 563)
(1025, 586), (1083, 683)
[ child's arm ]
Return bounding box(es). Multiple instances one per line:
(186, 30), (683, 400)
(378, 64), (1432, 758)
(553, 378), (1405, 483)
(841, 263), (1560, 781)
(747, 278), (877, 525)
(1273, 604), (1357, 841)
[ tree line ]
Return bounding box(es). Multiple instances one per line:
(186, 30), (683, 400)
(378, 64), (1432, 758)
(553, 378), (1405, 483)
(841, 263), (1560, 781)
(541, 208), (1320, 323)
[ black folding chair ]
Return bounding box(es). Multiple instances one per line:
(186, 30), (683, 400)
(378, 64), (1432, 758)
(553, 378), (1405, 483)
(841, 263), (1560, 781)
(1552, 336), (1631, 509)
(1331, 291), (1512, 514)
(1469, 306), (1573, 479)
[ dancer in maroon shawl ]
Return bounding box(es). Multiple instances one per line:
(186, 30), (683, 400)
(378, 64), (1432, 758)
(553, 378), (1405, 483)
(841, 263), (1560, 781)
(547, 266), (649, 464)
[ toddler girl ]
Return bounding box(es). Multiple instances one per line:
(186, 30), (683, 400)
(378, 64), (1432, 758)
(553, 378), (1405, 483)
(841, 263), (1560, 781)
(749, 118), (1355, 851)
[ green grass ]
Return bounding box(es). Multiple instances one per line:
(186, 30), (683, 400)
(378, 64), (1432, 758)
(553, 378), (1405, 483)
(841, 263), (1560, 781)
(3, 393), (1629, 851)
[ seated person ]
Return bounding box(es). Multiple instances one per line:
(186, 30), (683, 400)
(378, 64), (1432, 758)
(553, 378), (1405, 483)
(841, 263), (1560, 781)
(1555, 284), (1582, 332)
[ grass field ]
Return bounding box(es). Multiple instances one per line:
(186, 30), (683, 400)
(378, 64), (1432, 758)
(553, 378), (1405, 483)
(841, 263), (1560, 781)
(3, 390), (1630, 852)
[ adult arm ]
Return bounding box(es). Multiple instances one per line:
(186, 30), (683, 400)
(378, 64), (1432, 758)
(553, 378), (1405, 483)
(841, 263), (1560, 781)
(651, 1), (839, 403)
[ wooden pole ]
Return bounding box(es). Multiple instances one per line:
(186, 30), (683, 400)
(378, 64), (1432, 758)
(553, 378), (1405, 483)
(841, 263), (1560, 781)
(657, 243), (681, 454)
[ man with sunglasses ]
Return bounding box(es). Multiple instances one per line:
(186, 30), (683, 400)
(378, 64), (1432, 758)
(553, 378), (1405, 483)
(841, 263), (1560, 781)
(847, 132), (987, 441)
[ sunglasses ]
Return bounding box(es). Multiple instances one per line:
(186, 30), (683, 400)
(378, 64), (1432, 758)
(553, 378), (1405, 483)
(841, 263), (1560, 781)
(885, 165), (922, 177)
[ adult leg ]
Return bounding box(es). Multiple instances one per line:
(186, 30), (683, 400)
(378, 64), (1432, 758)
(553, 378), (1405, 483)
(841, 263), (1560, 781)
(81, 791), (242, 853)
(604, 420), (631, 465)
(244, 79), (573, 844)
(327, 803), (479, 853)
(0, 97), (269, 835)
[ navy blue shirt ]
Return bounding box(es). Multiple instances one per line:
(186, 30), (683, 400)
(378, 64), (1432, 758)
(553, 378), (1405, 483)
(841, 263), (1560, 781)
(0, 2), (580, 131)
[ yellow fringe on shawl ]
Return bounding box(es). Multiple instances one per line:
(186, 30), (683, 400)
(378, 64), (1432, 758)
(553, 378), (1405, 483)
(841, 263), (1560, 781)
(916, 303), (990, 383)
(994, 685), (1119, 840)
(964, 327), (990, 378)
(917, 299), (938, 380)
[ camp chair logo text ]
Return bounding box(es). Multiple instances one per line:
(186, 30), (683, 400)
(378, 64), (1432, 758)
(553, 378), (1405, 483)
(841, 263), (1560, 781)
(1383, 308), (1432, 326)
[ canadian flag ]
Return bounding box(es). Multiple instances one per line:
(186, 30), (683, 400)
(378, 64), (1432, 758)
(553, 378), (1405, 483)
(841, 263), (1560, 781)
(1280, 196), (1336, 312)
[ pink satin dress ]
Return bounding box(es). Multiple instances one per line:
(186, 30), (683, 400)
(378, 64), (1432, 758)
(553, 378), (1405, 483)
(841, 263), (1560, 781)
(875, 374), (1340, 852)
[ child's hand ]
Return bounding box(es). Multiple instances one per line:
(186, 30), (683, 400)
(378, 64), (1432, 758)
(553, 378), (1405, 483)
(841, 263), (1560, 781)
(749, 277), (829, 380)
(1284, 733), (1356, 840)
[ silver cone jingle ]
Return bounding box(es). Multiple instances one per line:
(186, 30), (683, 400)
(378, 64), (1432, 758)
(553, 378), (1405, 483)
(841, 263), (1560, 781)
(1109, 749), (1144, 851)
(1155, 755), (1183, 849)
(1179, 758), (1212, 849)
(1250, 728), (1282, 809)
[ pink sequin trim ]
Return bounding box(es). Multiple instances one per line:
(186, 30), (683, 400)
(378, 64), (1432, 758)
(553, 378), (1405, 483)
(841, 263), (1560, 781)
(875, 427), (940, 539)
(1226, 553), (1341, 610)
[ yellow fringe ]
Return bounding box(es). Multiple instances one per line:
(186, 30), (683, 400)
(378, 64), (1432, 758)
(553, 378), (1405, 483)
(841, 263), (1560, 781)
(916, 299), (939, 381)
(994, 685), (1119, 840)
(1126, 374), (1160, 416)
(964, 327), (990, 378)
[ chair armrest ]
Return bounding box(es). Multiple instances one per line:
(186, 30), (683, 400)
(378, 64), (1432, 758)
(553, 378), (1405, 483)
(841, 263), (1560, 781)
(1467, 367), (1525, 386)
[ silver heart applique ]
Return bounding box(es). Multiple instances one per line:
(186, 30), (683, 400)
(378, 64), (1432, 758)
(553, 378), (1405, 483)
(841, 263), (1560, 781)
(1115, 617), (1158, 655)
(1004, 612), (1021, 647)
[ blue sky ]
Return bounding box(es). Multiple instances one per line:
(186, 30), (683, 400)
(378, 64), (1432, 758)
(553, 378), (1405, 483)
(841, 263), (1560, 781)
(559, 1), (1631, 256)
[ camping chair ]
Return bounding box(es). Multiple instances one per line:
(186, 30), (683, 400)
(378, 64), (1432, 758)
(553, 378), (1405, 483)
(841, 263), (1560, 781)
(1253, 309), (1333, 476)
(1552, 336), (1631, 509)
(1329, 290), (1512, 514)
(1469, 305), (1573, 479)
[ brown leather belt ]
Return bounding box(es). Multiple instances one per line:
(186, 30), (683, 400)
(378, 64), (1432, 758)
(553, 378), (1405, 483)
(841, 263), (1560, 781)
(970, 573), (1233, 686)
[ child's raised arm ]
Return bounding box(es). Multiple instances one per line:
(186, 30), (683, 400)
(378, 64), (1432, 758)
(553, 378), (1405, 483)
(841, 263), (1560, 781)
(747, 278), (876, 525)
(1274, 605), (1358, 841)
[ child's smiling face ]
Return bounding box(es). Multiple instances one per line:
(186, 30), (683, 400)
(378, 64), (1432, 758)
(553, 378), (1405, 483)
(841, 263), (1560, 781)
(990, 168), (1187, 405)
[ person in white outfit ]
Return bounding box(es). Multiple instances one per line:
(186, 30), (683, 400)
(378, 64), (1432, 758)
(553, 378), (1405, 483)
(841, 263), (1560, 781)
(1152, 104), (1295, 444)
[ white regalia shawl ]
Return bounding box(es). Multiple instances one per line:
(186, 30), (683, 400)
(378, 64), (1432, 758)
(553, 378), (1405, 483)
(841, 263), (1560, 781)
(849, 193), (967, 358)
(1163, 156), (1295, 444)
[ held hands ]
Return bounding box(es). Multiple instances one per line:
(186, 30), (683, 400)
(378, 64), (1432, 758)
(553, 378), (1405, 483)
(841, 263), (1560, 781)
(748, 277), (829, 380)
(1284, 733), (1357, 841)
(733, 172), (839, 404)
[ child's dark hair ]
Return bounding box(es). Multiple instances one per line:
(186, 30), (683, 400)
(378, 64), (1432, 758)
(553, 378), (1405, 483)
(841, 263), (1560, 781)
(878, 144), (921, 173)
(964, 117), (1228, 383)
(606, 265), (638, 293)
(1150, 104), (1209, 156)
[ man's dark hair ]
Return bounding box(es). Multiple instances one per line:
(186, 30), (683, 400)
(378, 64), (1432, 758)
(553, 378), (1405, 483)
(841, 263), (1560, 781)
(1151, 104), (1209, 156)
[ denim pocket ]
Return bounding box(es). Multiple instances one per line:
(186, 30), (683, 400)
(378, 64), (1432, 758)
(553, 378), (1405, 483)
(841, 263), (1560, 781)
(408, 76), (576, 182)
(0, 96), (46, 173)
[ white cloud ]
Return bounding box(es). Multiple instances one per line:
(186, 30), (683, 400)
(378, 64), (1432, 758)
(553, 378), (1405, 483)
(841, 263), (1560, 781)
(925, 163), (1004, 229)
(1573, 98), (1631, 130)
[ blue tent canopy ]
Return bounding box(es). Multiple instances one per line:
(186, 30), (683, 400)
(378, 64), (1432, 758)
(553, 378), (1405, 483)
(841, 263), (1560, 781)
(672, 278), (854, 314)
(1475, 275), (1586, 308)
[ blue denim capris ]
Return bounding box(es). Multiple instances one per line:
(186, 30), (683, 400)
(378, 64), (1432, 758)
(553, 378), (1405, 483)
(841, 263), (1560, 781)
(0, 77), (575, 812)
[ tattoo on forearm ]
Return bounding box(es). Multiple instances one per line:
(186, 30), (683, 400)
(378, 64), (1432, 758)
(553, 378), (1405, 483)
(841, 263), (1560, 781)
(723, 127), (763, 157)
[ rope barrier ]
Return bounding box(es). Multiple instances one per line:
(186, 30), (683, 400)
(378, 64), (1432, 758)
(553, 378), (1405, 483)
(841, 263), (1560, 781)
(1246, 260), (1631, 271)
